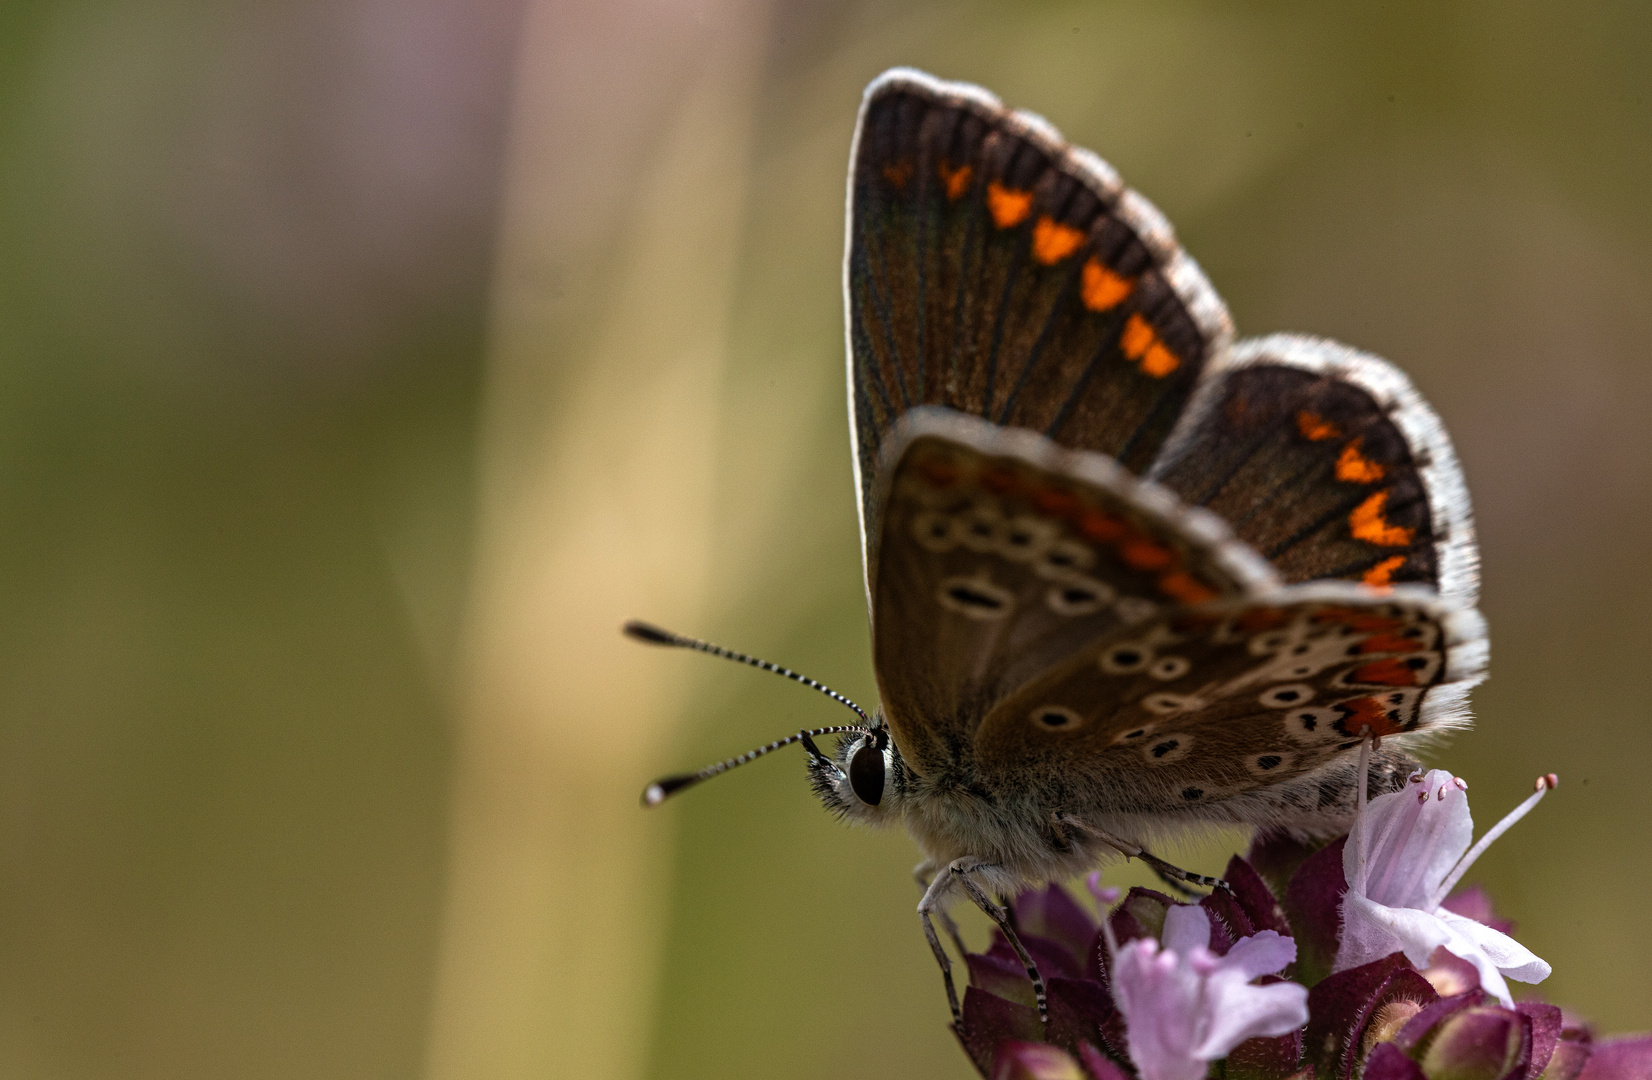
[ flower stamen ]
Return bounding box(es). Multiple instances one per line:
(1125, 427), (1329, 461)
(1432, 773), (1557, 906)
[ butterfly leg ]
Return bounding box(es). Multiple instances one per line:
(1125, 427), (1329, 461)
(1058, 814), (1230, 893)
(916, 867), (964, 1023)
(918, 857), (1049, 1024)
(913, 859), (967, 955)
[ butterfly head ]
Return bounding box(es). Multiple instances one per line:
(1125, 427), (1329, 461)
(810, 719), (905, 824)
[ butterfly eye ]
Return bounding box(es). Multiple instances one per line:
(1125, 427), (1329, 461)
(848, 741), (885, 806)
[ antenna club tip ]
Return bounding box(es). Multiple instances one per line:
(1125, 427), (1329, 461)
(1537, 772), (1559, 792)
(623, 620), (679, 646)
(641, 783), (668, 807)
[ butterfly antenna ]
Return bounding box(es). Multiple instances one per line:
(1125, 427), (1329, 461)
(623, 620), (876, 806)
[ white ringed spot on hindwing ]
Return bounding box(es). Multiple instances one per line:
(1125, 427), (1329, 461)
(1029, 705), (1084, 732)
(911, 510), (957, 553)
(1100, 642), (1151, 674)
(1245, 750), (1298, 778)
(1111, 723), (1157, 746)
(1282, 706), (1342, 745)
(1258, 683), (1315, 708)
(1142, 692), (1197, 716)
(1143, 733), (1192, 764)
(937, 573), (1014, 620)
(1149, 655), (1191, 681)
(1046, 574), (1115, 616)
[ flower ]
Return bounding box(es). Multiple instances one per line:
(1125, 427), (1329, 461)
(1337, 768), (1554, 1006)
(1109, 905), (1308, 1080)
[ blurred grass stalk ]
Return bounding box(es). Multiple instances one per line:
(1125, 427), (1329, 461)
(422, 2), (772, 1079)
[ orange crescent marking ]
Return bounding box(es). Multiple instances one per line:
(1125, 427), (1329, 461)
(1350, 490), (1415, 547)
(1361, 555), (1407, 587)
(1081, 258), (1134, 311)
(986, 181), (1034, 228)
(1157, 571), (1218, 605)
(916, 457), (959, 487)
(1338, 696), (1405, 737)
(1119, 313), (1180, 377)
(1120, 538), (1175, 571)
(1297, 411), (1341, 441)
(1120, 313), (1155, 359)
(980, 465), (1020, 496)
(1032, 487), (1080, 518)
(881, 160), (913, 189)
(1140, 341), (1180, 377)
(1235, 609), (1293, 632)
(1356, 632), (1422, 655)
(1077, 510), (1126, 541)
(937, 161), (973, 200)
(1032, 216), (1086, 264)
(1336, 440), (1387, 483)
(1348, 658), (1420, 686)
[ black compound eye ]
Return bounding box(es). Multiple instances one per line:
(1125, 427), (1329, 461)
(849, 742), (885, 806)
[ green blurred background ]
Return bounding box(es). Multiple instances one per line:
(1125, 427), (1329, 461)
(0, 2), (1648, 1079)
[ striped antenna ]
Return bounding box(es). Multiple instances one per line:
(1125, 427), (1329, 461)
(624, 620), (875, 805)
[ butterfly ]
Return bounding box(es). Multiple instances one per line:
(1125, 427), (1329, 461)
(630, 68), (1486, 1025)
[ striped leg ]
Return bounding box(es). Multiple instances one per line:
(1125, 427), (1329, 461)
(912, 859), (967, 955)
(918, 857), (1049, 1024)
(1058, 814), (1230, 893)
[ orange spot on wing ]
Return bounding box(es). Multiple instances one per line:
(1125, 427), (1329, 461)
(1313, 610), (1406, 632)
(1236, 609), (1293, 632)
(1347, 658), (1421, 686)
(1158, 571), (1218, 605)
(1032, 216), (1086, 264)
(986, 181), (1034, 228)
(937, 161), (973, 200)
(1337, 696), (1405, 737)
(1356, 633), (1422, 655)
(881, 160), (913, 188)
(980, 465), (1020, 496)
(915, 456), (959, 487)
(1081, 258), (1134, 311)
(1336, 440), (1387, 483)
(1141, 342), (1180, 378)
(1362, 555), (1406, 587)
(1120, 314), (1180, 377)
(1120, 538), (1175, 571)
(1032, 487), (1080, 518)
(1350, 490), (1416, 547)
(1077, 510), (1126, 541)
(1297, 411), (1341, 441)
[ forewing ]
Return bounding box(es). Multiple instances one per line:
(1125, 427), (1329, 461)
(846, 69), (1232, 593)
(1148, 335), (1480, 609)
(973, 585), (1487, 814)
(870, 409), (1276, 775)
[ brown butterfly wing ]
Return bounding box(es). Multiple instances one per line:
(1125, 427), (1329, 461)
(869, 409), (1277, 775)
(846, 69), (1233, 587)
(1147, 335), (1480, 609)
(971, 587), (1487, 814)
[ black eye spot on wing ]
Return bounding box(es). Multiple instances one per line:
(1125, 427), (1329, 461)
(1152, 739), (1179, 758)
(1257, 754), (1282, 770)
(1031, 705), (1083, 731)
